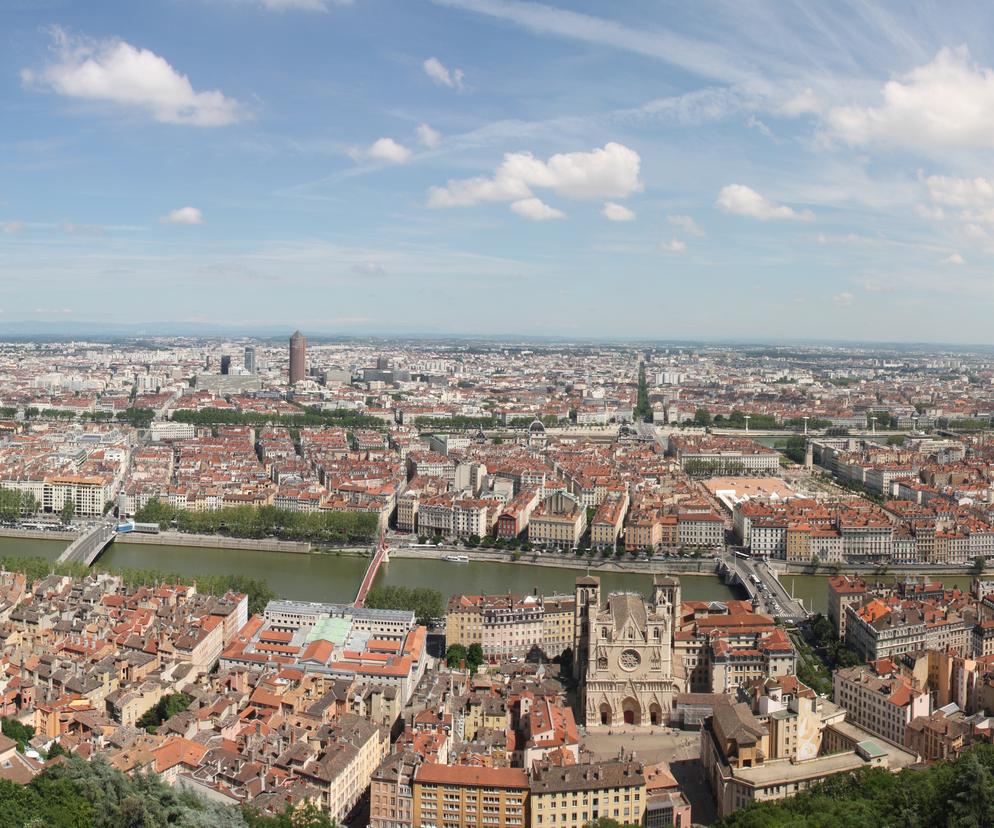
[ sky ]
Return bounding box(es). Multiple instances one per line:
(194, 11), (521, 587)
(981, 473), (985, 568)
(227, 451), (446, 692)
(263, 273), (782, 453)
(4, 1), (994, 342)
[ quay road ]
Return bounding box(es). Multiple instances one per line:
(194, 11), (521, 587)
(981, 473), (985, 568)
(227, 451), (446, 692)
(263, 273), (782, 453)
(720, 552), (810, 623)
(57, 519), (117, 566)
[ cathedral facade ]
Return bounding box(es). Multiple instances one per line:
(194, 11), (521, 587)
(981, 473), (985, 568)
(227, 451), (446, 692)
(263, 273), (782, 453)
(574, 574), (686, 728)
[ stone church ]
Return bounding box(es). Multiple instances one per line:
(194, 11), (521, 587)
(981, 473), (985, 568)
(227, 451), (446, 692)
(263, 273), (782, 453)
(574, 574), (687, 728)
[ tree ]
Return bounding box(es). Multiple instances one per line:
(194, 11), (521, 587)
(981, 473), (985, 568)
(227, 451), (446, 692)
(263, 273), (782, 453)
(467, 643), (484, 670)
(243, 802), (338, 828)
(445, 644), (468, 668)
(0, 755), (263, 827)
(634, 362), (652, 422)
(60, 498), (75, 524)
(810, 613), (834, 645)
(364, 586), (443, 625)
(44, 741), (68, 760)
(1, 718), (34, 752)
(137, 692), (193, 734)
(583, 819), (641, 828)
(973, 555), (987, 577)
(948, 749), (994, 827)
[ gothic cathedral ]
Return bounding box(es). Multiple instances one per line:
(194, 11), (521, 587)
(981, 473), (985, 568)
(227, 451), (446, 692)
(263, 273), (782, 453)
(574, 574), (686, 728)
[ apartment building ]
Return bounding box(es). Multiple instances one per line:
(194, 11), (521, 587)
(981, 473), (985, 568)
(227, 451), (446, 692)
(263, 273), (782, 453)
(833, 665), (930, 746)
(44, 474), (112, 516)
(528, 493), (587, 550)
(590, 494), (628, 549)
(370, 752), (416, 828)
(412, 765), (529, 828)
(446, 593), (575, 661)
(667, 436), (780, 474)
(827, 576), (868, 639)
(845, 601), (927, 662)
(528, 760), (646, 828)
(541, 596), (576, 661)
(701, 697), (916, 818)
(677, 511), (724, 548)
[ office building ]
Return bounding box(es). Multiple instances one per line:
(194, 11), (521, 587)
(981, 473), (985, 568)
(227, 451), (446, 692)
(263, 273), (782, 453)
(220, 355), (231, 375)
(290, 330), (307, 385)
(244, 345), (256, 373)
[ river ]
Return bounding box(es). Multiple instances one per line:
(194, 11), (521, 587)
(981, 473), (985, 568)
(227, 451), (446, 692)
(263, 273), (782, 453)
(0, 536), (743, 605)
(2, 536), (973, 615)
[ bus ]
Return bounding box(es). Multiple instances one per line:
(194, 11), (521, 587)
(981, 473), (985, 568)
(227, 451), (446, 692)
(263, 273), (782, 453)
(733, 550), (750, 559)
(750, 574), (762, 586)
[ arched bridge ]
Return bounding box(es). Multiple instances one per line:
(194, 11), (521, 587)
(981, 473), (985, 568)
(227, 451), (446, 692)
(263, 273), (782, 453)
(354, 532), (389, 608)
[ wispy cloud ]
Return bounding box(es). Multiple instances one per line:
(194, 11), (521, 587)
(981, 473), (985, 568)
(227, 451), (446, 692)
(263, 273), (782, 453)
(431, 0), (762, 86)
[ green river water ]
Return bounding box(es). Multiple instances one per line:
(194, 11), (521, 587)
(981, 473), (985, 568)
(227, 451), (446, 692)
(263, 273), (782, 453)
(2, 536), (974, 614)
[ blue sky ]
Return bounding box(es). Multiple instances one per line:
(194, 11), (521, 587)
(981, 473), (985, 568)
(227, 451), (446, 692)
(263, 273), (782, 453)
(3, 1), (994, 341)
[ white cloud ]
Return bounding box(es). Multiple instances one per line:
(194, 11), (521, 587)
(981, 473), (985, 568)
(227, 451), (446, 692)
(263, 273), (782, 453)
(924, 174), (994, 207)
(716, 184), (813, 221)
(833, 291), (855, 306)
(660, 238), (686, 253)
(351, 260), (387, 276)
(965, 223), (990, 241)
(366, 137), (412, 164)
(416, 123), (442, 149)
(667, 214), (703, 236)
(828, 47), (994, 152)
(944, 252), (966, 265)
(915, 204), (945, 221)
(780, 88), (822, 116)
(423, 57), (464, 90)
(510, 198), (565, 221)
(1, 221), (24, 235)
(160, 206), (204, 225)
(22, 27), (244, 126)
(428, 142), (641, 209)
(601, 201), (634, 221)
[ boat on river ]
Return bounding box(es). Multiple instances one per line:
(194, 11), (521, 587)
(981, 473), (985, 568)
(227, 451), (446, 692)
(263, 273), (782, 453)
(442, 554), (469, 563)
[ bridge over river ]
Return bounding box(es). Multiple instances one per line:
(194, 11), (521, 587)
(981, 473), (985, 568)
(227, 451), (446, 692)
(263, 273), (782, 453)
(353, 533), (389, 608)
(56, 520), (117, 566)
(717, 553), (811, 623)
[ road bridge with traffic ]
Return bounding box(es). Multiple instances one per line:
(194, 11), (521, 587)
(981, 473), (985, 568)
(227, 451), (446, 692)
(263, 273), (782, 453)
(57, 520), (117, 566)
(718, 554), (810, 623)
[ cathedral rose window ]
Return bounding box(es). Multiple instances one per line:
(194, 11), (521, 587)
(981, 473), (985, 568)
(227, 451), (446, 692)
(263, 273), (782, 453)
(619, 649), (641, 671)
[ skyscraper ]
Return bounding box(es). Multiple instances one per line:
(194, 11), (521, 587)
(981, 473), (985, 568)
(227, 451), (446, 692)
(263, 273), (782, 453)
(220, 355), (231, 375)
(244, 345), (256, 374)
(289, 330), (307, 385)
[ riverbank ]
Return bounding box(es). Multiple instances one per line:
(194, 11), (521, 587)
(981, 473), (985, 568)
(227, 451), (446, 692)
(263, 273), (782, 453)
(388, 545), (718, 575)
(779, 561), (985, 578)
(0, 525), (313, 554)
(0, 527), (75, 541)
(114, 532), (311, 554)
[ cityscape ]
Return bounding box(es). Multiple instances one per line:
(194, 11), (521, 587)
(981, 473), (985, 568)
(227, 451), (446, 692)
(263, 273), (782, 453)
(6, 1), (994, 826)
(0, 334), (986, 825)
